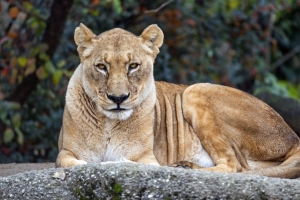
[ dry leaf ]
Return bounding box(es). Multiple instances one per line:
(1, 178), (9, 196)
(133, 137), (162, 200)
(9, 7), (19, 19)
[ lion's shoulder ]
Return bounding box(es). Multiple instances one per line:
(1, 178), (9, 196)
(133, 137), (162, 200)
(155, 81), (188, 97)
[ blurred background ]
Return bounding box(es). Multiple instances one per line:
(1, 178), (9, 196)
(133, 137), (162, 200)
(0, 0), (300, 163)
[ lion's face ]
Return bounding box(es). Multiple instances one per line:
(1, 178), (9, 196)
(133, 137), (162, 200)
(74, 24), (163, 120)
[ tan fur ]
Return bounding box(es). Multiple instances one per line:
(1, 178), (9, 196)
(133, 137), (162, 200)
(56, 24), (300, 179)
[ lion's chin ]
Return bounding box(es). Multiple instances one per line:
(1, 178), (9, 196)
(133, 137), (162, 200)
(101, 108), (133, 121)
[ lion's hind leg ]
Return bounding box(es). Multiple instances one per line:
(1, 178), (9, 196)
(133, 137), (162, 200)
(170, 161), (246, 173)
(182, 84), (249, 173)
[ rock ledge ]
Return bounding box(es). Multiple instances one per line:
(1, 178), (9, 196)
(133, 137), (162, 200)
(1, 162), (300, 199)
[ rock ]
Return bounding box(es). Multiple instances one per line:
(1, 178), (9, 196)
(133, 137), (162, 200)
(256, 92), (300, 137)
(0, 163), (55, 177)
(1, 162), (300, 199)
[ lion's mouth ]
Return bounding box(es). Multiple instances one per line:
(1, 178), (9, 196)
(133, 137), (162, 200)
(110, 104), (127, 112)
(101, 106), (133, 120)
(110, 108), (126, 112)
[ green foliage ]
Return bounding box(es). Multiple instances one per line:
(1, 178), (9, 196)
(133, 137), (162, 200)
(112, 183), (123, 199)
(0, 101), (23, 146)
(0, 0), (299, 163)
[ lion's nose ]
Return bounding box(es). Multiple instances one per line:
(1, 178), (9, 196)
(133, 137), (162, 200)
(107, 93), (130, 105)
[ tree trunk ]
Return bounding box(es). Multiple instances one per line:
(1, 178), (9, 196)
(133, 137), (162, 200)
(0, 0), (74, 135)
(5, 0), (74, 103)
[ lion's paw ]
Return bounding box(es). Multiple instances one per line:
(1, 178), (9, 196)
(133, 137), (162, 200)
(76, 160), (88, 165)
(170, 161), (194, 169)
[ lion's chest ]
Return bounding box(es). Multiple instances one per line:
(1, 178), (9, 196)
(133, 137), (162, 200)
(88, 138), (125, 162)
(82, 122), (129, 162)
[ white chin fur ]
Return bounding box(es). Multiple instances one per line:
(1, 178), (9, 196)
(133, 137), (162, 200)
(98, 106), (133, 120)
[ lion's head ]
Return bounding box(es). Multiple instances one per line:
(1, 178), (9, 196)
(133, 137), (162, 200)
(74, 24), (164, 120)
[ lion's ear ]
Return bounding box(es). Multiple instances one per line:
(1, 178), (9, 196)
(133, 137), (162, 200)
(74, 23), (95, 45)
(74, 23), (96, 61)
(140, 24), (164, 56)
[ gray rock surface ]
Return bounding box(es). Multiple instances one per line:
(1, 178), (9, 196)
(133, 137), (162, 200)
(1, 162), (300, 199)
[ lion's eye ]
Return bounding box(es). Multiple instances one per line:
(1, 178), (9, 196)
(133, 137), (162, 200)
(129, 63), (139, 71)
(95, 64), (107, 72)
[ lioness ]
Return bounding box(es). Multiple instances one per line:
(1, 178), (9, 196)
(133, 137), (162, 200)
(56, 23), (300, 178)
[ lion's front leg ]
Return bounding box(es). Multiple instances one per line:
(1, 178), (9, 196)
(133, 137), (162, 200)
(132, 150), (160, 166)
(56, 149), (87, 168)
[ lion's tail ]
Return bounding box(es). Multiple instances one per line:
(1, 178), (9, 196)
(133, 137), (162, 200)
(246, 150), (300, 179)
